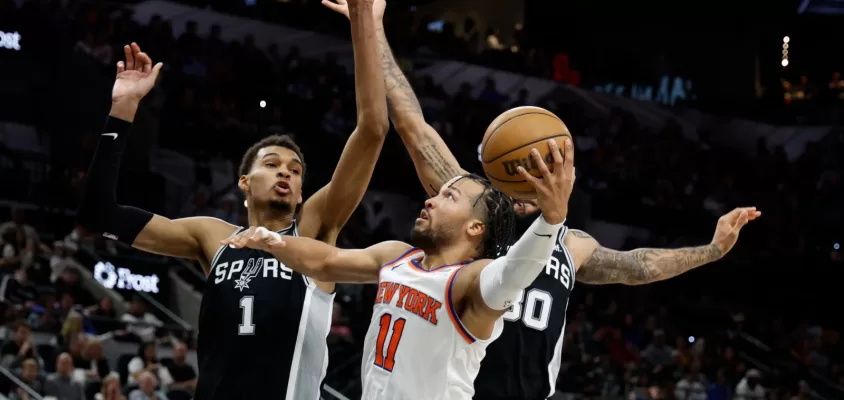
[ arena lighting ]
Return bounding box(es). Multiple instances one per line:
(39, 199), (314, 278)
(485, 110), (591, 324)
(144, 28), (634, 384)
(782, 36), (789, 67)
(259, 100), (266, 108)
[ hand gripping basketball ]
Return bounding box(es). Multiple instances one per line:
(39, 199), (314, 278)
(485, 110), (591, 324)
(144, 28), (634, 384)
(220, 226), (286, 251)
(515, 139), (574, 225)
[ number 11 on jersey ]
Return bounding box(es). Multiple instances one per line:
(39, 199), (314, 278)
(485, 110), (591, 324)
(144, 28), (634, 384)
(374, 313), (405, 371)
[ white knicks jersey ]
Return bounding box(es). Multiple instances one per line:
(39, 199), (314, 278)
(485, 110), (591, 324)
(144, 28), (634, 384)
(361, 248), (504, 400)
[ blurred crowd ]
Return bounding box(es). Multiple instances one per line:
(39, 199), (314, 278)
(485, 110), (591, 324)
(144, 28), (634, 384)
(1, 0), (843, 399)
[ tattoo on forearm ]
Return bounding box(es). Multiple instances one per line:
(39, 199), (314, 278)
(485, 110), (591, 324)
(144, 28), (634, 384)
(574, 231), (723, 285)
(376, 29), (423, 117)
(417, 144), (461, 184)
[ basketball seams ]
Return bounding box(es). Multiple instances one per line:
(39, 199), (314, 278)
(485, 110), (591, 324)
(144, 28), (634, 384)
(481, 112), (564, 163)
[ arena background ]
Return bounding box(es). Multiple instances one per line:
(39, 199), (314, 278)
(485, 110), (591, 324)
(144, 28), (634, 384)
(0, 0), (842, 399)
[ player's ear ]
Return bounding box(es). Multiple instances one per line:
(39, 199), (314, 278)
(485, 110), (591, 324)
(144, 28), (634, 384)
(466, 219), (485, 239)
(238, 175), (249, 195)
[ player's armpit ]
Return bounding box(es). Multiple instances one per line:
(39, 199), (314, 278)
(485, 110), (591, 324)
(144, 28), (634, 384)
(375, 28), (466, 196)
(267, 237), (411, 284)
(567, 229), (722, 285)
(133, 216), (237, 267)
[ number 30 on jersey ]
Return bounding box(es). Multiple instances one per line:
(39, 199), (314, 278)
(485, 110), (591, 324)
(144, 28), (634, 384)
(502, 289), (553, 331)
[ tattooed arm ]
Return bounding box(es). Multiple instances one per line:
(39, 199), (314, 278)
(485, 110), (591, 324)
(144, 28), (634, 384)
(564, 229), (723, 285)
(322, 0), (465, 195)
(375, 24), (466, 195)
(564, 207), (759, 285)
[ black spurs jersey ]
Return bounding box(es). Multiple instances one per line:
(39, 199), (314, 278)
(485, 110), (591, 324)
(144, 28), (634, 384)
(195, 222), (334, 400)
(474, 219), (576, 400)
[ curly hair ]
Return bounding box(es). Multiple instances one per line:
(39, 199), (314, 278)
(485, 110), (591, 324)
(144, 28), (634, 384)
(453, 173), (516, 259)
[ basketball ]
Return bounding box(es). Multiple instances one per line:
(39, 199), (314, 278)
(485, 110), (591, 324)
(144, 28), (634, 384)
(480, 106), (571, 199)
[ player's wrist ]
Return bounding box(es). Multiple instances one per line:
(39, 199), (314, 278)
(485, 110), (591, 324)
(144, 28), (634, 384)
(538, 214), (566, 229)
(109, 99), (139, 123)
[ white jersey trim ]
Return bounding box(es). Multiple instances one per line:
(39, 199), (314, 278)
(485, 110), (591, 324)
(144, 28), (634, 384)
(547, 226), (576, 398)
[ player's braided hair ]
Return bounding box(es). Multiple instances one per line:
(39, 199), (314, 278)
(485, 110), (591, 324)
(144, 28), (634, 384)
(455, 173), (516, 259)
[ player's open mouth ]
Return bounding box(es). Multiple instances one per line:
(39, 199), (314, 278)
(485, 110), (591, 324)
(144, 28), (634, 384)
(275, 181), (291, 195)
(416, 209), (429, 223)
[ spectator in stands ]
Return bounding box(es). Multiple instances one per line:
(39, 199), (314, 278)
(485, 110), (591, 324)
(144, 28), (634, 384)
(86, 296), (121, 334)
(0, 227), (30, 271)
(675, 370), (707, 400)
(49, 241), (77, 283)
(128, 342), (173, 389)
(120, 296), (163, 343)
(0, 321), (39, 368)
(45, 352), (85, 400)
(57, 268), (93, 307)
(58, 311), (87, 350)
(129, 371), (168, 400)
(707, 368), (731, 400)
(96, 375), (127, 400)
(641, 330), (674, 366)
(0, 210), (43, 253)
(1, 268), (39, 307)
(734, 369), (766, 400)
(81, 338), (111, 382)
(8, 358), (44, 400)
(164, 341), (196, 400)
(67, 333), (88, 370)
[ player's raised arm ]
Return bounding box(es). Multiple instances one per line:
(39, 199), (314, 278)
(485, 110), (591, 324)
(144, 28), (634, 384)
(298, 0), (389, 245)
(455, 140), (574, 338)
(322, 0), (466, 196)
(77, 43), (236, 267)
(221, 227), (411, 283)
(569, 207), (761, 285)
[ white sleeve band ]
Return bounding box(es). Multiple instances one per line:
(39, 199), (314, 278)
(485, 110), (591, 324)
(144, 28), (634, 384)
(479, 215), (564, 310)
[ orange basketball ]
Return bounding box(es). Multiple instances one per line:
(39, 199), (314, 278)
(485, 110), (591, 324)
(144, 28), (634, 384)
(480, 106), (571, 199)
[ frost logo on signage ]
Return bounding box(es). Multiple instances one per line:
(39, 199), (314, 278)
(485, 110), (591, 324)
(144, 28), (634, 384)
(94, 261), (160, 293)
(0, 31), (21, 51)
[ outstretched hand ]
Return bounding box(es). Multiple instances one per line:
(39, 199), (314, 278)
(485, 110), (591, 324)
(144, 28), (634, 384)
(220, 226), (287, 252)
(112, 42), (163, 103)
(517, 138), (575, 225)
(711, 207), (761, 255)
(321, 0), (386, 21)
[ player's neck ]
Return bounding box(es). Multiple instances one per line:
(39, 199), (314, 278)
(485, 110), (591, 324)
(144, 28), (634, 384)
(247, 208), (295, 232)
(417, 244), (474, 270)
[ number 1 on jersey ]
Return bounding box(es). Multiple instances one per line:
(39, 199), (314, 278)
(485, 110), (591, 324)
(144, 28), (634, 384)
(374, 313), (405, 371)
(239, 296), (255, 335)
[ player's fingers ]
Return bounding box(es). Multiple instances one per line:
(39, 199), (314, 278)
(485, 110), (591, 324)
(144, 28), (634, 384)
(116, 61), (125, 74)
(734, 211), (749, 231)
(123, 45), (134, 71)
(516, 166), (543, 191)
(137, 52), (152, 73)
(321, 0), (345, 13)
(548, 139), (564, 175)
(130, 43), (143, 70)
(151, 62), (164, 79)
(563, 138), (574, 173)
(529, 148), (552, 181)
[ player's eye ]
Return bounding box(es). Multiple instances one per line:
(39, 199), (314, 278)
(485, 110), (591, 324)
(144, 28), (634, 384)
(290, 169), (301, 175)
(265, 162), (277, 168)
(447, 193), (455, 200)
